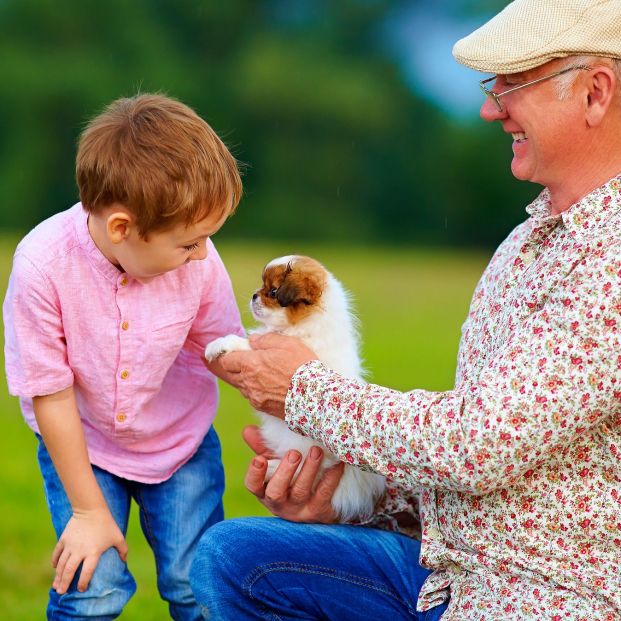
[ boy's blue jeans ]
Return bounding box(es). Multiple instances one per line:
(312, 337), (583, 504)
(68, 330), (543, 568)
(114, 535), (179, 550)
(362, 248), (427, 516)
(37, 427), (224, 621)
(190, 517), (449, 620)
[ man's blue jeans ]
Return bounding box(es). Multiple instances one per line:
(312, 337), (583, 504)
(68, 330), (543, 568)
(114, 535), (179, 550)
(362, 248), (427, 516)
(190, 517), (449, 620)
(37, 427), (224, 621)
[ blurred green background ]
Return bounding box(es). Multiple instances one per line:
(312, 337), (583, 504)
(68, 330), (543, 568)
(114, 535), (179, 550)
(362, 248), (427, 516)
(1, 0), (539, 618)
(0, 0), (539, 246)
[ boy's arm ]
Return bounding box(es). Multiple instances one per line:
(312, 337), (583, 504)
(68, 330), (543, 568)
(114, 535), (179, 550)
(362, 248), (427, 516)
(33, 387), (128, 594)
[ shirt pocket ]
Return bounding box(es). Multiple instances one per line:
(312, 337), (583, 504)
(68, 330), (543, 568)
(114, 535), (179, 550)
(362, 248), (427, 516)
(147, 313), (197, 371)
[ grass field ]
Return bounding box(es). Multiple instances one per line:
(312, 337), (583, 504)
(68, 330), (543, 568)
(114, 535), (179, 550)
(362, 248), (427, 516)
(0, 235), (489, 620)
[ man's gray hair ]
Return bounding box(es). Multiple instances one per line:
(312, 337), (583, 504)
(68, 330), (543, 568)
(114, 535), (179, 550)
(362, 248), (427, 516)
(554, 56), (621, 99)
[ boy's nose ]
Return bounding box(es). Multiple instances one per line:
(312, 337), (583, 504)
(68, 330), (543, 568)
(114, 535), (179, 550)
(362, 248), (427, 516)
(191, 242), (208, 261)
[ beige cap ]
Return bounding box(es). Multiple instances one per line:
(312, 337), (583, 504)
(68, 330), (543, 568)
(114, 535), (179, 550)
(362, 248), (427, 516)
(452, 0), (621, 74)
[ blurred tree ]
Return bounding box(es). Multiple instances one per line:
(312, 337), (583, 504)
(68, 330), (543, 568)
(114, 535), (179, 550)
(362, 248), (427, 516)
(0, 0), (536, 247)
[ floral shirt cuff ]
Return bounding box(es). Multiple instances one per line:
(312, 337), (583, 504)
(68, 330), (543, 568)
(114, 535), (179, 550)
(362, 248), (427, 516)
(284, 359), (328, 433)
(285, 360), (421, 537)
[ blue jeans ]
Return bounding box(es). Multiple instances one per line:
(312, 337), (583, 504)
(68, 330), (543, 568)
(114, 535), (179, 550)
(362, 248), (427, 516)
(37, 427), (225, 621)
(190, 517), (449, 620)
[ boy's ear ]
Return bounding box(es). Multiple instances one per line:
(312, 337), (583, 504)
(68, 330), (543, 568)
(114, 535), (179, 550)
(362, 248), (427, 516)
(106, 211), (134, 244)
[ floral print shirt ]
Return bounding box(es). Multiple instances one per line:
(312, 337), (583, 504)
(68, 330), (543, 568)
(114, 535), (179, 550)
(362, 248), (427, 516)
(285, 176), (621, 621)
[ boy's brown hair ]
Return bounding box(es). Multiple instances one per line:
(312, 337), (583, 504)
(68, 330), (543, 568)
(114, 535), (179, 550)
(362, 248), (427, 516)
(76, 93), (242, 236)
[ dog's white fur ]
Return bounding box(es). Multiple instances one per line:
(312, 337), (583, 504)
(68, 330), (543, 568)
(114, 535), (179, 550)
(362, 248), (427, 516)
(205, 255), (386, 521)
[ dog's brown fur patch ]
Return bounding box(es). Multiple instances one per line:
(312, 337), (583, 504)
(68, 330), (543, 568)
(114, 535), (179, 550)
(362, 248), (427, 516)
(259, 256), (327, 324)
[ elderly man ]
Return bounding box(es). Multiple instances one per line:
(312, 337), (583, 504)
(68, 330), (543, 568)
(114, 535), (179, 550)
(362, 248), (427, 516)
(190, 1), (621, 619)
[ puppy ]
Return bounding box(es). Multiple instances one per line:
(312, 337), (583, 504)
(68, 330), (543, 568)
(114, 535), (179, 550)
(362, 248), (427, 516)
(205, 255), (386, 521)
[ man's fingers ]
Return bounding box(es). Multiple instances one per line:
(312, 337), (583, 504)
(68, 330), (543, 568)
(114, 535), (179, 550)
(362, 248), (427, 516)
(242, 425), (279, 459)
(218, 350), (245, 374)
(289, 446), (324, 503)
(248, 332), (297, 349)
(242, 425), (269, 455)
(263, 451), (302, 503)
(244, 455), (268, 498)
(312, 462), (345, 505)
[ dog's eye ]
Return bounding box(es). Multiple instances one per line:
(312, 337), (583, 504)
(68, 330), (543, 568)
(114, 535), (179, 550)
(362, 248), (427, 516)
(268, 288), (278, 298)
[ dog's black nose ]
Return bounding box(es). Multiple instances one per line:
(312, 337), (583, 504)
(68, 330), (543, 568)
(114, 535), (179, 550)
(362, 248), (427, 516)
(252, 293), (259, 300)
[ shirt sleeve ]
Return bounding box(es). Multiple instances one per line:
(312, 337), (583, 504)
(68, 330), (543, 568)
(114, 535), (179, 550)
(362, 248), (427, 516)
(3, 253), (74, 398)
(183, 240), (245, 358)
(284, 251), (621, 497)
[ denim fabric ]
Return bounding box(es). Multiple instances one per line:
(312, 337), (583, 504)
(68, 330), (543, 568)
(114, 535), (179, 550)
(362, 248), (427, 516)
(190, 517), (448, 621)
(37, 427), (225, 621)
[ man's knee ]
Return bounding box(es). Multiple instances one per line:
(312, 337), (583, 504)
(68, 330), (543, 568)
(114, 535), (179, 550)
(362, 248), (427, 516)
(190, 518), (273, 606)
(191, 520), (243, 590)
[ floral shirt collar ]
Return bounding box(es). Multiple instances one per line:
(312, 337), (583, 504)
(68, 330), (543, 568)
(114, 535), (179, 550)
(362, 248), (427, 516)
(526, 175), (621, 241)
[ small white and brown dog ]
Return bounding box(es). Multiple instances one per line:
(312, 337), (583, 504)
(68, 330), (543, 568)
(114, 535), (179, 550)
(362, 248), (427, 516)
(205, 255), (386, 521)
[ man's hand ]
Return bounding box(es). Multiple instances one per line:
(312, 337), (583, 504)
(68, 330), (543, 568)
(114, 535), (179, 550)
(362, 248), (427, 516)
(243, 425), (343, 523)
(52, 507), (128, 594)
(219, 333), (318, 418)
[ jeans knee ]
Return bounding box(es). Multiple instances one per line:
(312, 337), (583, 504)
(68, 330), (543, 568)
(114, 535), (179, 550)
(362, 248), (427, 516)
(48, 548), (136, 620)
(191, 519), (264, 606)
(190, 523), (230, 603)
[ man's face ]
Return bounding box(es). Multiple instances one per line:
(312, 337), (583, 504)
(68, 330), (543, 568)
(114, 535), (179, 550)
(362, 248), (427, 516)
(480, 60), (584, 188)
(114, 210), (227, 283)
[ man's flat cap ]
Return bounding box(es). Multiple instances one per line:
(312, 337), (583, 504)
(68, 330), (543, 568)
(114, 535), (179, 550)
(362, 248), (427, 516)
(453, 0), (621, 74)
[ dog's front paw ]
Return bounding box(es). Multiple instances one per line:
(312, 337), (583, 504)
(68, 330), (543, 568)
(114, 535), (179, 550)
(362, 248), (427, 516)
(204, 334), (251, 361)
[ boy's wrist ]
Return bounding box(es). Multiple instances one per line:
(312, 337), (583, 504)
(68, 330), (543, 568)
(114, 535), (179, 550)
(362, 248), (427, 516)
(71, 501), (110, 515)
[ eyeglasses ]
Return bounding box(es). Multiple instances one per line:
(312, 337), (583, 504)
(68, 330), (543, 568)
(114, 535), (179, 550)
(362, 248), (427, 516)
(479, 65), (591, 111)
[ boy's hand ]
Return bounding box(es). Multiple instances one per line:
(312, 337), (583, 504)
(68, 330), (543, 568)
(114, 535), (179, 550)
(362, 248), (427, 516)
(52, 507), (128, 594)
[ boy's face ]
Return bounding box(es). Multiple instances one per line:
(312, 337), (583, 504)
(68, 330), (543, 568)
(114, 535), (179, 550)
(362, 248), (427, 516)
(112, 209), (228, 283)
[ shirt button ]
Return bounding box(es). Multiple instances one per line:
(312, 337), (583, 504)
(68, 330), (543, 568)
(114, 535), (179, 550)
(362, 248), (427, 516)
(116, 412), (127, 423)
(427, 527), (441, 540)
(120, 277), (128, 287)
(120, 370), (130, 380)
(121, 321), (129, 331)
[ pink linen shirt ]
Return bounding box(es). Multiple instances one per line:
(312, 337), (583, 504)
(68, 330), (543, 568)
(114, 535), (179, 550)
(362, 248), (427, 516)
(286, 177), (621, 620)
(4, 203), (243, 483)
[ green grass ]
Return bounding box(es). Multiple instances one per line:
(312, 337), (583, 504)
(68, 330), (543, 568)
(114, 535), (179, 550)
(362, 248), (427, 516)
(0, 235), (489, 619)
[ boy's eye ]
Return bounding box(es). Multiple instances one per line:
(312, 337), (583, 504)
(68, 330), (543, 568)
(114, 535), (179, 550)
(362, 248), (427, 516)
(183, 242), (200, 252)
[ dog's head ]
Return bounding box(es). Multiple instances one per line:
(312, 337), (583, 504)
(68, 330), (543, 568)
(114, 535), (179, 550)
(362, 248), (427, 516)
(251, 255), (327, 329)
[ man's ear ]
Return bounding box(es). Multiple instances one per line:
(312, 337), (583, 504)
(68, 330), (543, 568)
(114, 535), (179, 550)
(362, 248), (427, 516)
(585, 65), (616, 128)
(106, 211), (134, 244)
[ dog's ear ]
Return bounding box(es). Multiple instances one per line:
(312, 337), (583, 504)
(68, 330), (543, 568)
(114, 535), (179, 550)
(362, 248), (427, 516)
(276, 280), (299, 307)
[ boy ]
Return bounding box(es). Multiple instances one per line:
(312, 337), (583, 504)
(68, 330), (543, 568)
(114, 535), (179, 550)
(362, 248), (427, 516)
(3, 93), (244, 620)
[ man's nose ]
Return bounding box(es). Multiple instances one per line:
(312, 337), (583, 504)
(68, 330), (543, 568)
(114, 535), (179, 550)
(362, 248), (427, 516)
(480, 97), (508, 122)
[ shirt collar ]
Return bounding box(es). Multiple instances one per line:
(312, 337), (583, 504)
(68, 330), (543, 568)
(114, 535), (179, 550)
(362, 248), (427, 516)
(73, 203), (126, 284)
(525, 175), (621, 241)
